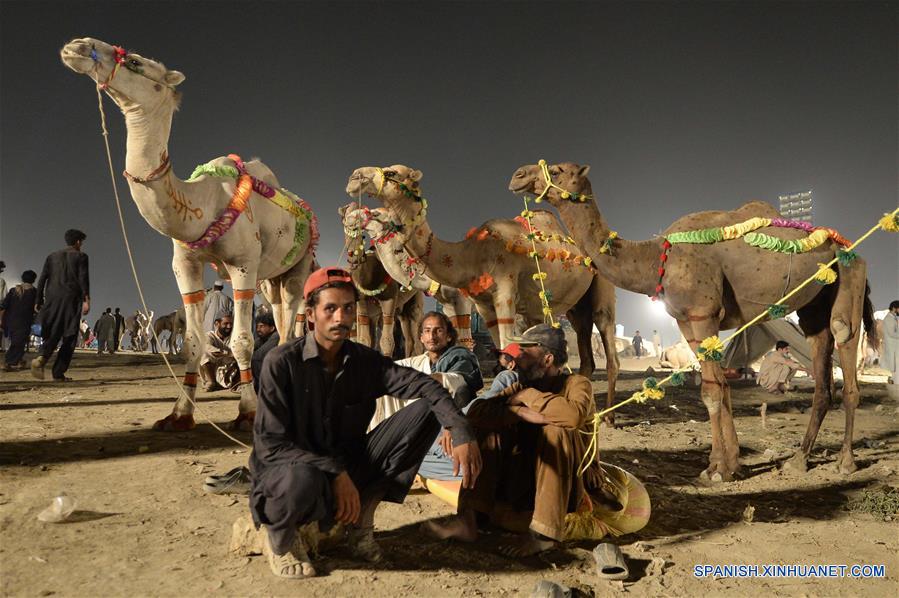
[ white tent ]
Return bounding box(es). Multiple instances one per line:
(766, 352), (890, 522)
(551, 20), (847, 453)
(721, 319), (842, 370)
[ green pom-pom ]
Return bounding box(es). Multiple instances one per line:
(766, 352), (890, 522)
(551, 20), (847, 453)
(544, 290), (553, 302)
(767, 304), (787, 319)
(837, 249), (858, 267)
(527, 233), (536, 240)
(643, 377), (658, 389)
(669, 372), (686, 387)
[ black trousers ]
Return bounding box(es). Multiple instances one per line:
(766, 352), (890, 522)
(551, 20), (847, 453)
(252, 398), (441, 554)
(39, 333), (78, 379)
(5, 328), (29, 366)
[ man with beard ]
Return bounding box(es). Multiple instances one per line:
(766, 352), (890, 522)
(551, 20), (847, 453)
(199, 313), (239, 391)
(249, 267), (481, 579)
(251, 310), (279, 392)
(1, 270), (38, 371)
(423, 324), (634, 556)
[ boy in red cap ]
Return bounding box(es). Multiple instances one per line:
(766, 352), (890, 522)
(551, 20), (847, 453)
(249, 267), (481, 579)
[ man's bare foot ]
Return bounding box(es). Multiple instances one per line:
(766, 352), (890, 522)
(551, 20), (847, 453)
(420, 516), (478, 542)
(262, 527), (316, 579)
(498, 532), (556, 557)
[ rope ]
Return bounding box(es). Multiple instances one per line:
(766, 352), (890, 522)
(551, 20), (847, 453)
(92, 82), (249, 449)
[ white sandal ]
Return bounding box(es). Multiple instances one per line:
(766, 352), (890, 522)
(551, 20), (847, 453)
(262, 527), (316, 579)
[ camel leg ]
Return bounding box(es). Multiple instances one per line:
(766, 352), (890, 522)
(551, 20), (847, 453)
(225, 263), (259, 432)
(491, 280), (518, 349)
(453, 296), (474, 343)
(835, 338), (861, 473)
(475, 302), (503, 349)
(400, 291), (424, 357)
(356, 299), (374, 348)
(597, 317), (620, 427)
(785, 327), (834, 474)
(378, 297), (397, 356)
(567, 297), (595, 378)
(259, 279), (286, 345)
(684, 318), (740, 482)
(279, 253), (316, 339)
(153, 249), (205, 431)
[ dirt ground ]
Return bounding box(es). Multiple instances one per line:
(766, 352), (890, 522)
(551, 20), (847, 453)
(1, 350), (897, 597)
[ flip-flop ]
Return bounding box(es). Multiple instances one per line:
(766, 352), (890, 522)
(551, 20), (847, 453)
(204, 466), (247, 485)
(203, 467), (251, 494)
(593, 543), (629, 580)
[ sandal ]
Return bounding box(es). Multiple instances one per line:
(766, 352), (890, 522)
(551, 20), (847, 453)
(593, 543), (629, 580)
(262, 526), (316, 579)
(347, 525), (383, 563)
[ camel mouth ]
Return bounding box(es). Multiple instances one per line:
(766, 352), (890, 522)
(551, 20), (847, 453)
(509, 182), (534, 194)
(60, 45), (95, 74)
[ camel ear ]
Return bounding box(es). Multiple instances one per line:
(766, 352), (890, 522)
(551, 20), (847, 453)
(409, 169), (423, 182)
(164, 70), (185, 86)
(578, 165), (591, 177)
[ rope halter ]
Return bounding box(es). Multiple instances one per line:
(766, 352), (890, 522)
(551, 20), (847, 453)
(532, 159), (594, 204)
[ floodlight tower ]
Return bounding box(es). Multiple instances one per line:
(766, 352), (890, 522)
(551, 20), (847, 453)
(778, 190), (814, 223)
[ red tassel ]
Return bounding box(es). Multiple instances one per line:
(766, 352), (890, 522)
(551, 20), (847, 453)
(662, 239), (672, 249)
(660, 253), (668, 262)
(655, 284), (664, 293)
(658, 267), (665, 276)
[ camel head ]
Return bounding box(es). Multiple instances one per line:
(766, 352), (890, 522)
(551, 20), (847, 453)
(338, 201), (371, 269)
(60, 37), (185, 112)
(346, 165), (424, 212)
(508, 161), (593, 208)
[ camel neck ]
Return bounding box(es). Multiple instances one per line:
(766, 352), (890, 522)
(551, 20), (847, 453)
(400, 213), (480, 291)
(555, 195), (661, 296)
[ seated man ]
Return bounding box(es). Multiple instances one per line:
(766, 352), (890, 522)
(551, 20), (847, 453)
(758, 340), (809, 394)
(251, 311), (280, 393)
(249, 267), (481, 579)
(423, 324), (650, 556)
(199, 314), (239, 392)
(371, 311), (484, 426)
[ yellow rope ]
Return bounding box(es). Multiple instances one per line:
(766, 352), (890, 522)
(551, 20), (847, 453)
(577, 204), (899, 473)
(520, 197), (557, 328)
(93, 82), (249, 449)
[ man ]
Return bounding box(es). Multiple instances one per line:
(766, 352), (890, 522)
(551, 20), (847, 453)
(94, 308), (116, 354)
(632, 330), (643, 358)
(652, 330), (662, 358)
(250, 267), (481, 579)
(423, 324), (611, 556)
(1, 270), (38, 371)
(758, 340), (809, 393)
(200, 313), (238, 392)
(251, 311), (279, 392)
(373, 311), (484, 425)
(203, 280), (233, 332)
(32, 229), (90, 381)
(112, 307), (126, 352)
(882, 300), (899, 388)
(0, 260), (7, 352)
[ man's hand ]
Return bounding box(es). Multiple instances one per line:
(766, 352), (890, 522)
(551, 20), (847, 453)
(451, 440), (482, 490)
(430, 372), (445, 385)
(332, 471), (360, 525)
(439, 428), (453, 457)
(82, 298), (90, 315)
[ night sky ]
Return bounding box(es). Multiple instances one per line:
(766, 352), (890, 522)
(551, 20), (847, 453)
(1, 0), (896, 341)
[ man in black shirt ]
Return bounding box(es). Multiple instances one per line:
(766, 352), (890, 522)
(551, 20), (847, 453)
(250, 267), (481, 579)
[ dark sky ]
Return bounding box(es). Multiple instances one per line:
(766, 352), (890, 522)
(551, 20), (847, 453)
(1, 0), (896, 340)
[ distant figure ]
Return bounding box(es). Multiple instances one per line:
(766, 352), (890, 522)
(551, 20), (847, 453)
(251, 311), (279, 393)
(79, 319), (90, 348)
(200, 313), (238, 391)
(652, 330), (662, 358)
(203, 280), (233, 332)
(112, 307), (126, 352)
(32, 229), (90, 381)
(883, 300), (899, 387)
(0, 260), (7, 352)
(758, 340), (809, 394)
(94, 308), (116, 354)
(1, 270), (38, 371)
(632, 330), (643, 358)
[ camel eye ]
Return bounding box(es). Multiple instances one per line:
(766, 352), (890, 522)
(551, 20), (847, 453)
(129, 58), (142, 68)
(384, 170), (397, 177)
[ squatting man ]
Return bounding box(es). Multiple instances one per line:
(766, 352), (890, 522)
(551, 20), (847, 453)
(249, 267), (481, 579)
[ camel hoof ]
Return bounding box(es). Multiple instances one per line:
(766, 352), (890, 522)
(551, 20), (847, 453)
(698, 469), (727, 485)
(230, 411), (255, 432)
(837, 452), (858, 474)
(782, 453), (808, 474)
(152, 413), (196, 432)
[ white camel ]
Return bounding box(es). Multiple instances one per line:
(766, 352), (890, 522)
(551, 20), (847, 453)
(61, 38), (319, 431)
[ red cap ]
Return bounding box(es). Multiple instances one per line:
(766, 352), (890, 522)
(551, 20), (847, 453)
(493, 342), (522, 359)
(303, 267), (353, 301)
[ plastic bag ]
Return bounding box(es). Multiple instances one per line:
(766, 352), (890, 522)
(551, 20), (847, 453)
(37, 493), (77, 523)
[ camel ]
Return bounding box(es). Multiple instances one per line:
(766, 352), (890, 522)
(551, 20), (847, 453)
(151, 308), (186, 355)
(345, 165), (621, 416)
(61, 38), (320, 431)
(123, 309), (153, 352)
(337, 204), (424, 357)
(340, 202), (475, 345)
(510, 161), (876, 480)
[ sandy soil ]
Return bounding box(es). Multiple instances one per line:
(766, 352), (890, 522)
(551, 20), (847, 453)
(1, 350), (897, 597)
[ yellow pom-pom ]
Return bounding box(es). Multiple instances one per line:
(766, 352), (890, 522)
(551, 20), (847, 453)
(631, 391), (648, 404)
(538, 159), (546, 166)
(879, 211), (899, 232)
(608, 231), (619, 240)
(697, 335), (725, 362)
(584, 257), (593, 267)
(535, 197), (542, 203)
(814, 263), (837, 284)
(542, 306), (553, 316)
(561, 191), (570, 199)
(551, 322), (561, 329)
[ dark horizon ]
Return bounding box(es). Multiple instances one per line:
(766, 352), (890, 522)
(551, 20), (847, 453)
(1, 1), (896, 340)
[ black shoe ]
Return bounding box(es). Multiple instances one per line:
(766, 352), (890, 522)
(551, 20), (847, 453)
(202, 466), (251, 495)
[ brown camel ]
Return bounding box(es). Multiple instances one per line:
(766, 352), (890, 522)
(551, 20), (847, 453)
(337, 203), (424, 357)
(510, 161), (876, 481)
(346, 165), (620, 416)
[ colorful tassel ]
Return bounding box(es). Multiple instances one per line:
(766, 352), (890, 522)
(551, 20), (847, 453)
(813, 264), (837, 285)
(767, 304), (787, 319)
(697, 336), (724, 362)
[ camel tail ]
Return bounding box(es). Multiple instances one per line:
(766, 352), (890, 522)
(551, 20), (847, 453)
(862, 281), (877, 346)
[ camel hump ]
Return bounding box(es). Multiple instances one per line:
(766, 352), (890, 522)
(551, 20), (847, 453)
(664, 200), (781, 233)
(477, 211), (567, 240)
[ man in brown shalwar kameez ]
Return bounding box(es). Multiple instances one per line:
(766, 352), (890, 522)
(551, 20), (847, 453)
(423, 323), (603, 556)
(758, 340), (809, 394)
